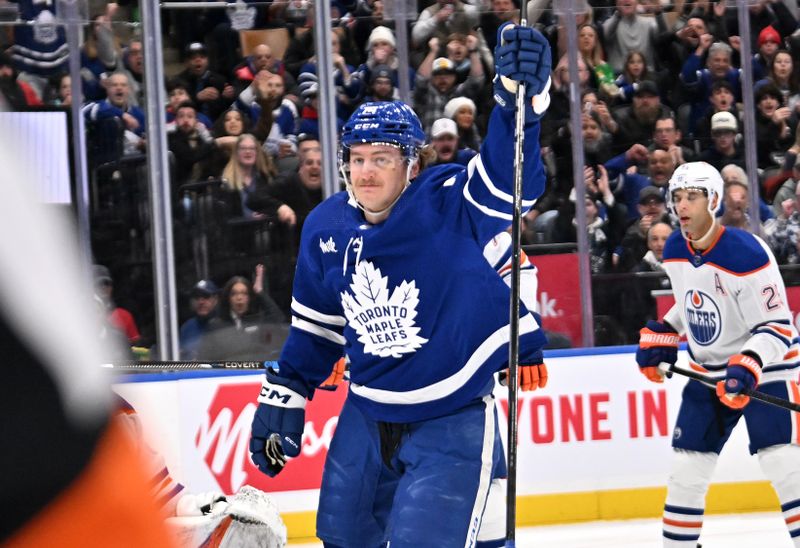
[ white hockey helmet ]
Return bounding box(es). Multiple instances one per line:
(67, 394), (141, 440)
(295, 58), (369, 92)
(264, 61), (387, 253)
(667, 161), (724, 215)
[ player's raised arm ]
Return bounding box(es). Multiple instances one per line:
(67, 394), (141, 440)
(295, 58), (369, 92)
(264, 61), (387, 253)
(458, 23), (551, 244)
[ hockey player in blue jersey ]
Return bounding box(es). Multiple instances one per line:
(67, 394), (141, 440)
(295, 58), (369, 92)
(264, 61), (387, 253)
(637, 161), (800, 547)
(248, 23), (551, 547)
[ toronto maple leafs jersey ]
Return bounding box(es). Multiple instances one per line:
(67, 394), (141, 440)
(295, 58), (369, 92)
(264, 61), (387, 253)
(662, 226), (800, 383)
(278, 107), (547, 423)
(9, 0), (68, 76)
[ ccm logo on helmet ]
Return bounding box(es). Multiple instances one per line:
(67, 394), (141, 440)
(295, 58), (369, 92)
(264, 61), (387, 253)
(354, 122), (381, 130)
(684, 290), (721, 346)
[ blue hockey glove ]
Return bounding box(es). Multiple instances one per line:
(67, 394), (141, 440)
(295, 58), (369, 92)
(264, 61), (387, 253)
(249, 368), (308, 477)
(716, 353), (762, 409)
(636, 320), (679, 383)
(493, 23), (552, 120)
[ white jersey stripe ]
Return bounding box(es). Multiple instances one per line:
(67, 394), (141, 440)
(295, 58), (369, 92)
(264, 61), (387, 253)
(464, 395), (495, 548)
(291, 317), (347, 345)
(462, 182), (514, 220)
(350, 314), (539, 404)
(291, 297), (347, 326)
(467, 155), (537, 208)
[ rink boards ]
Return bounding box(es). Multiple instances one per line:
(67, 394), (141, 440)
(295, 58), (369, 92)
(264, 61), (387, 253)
(114, 346), (783, 541)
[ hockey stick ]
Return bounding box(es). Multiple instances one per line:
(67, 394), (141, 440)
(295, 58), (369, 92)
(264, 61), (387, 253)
(506, 7), (529, 547)
(102, 360), (277, 372)
(662, 363), (800, 413)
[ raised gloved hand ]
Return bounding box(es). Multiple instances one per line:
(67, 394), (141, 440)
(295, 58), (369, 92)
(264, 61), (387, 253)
(636, 320), (679, 383)
(493, 23), (552, 120)
(175, 491), (227, 517)
(499, 351), (548, 391)
(249, 368), (308, 477)
(716, 353), (762, 409)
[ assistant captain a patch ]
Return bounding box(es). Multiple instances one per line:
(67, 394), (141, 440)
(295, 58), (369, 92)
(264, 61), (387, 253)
(684, 290), (721, 346)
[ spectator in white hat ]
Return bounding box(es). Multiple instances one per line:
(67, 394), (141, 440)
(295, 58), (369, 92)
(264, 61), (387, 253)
(352, 26), (416, 103)
(428, 117), (478, 167)
(699, 111), (745, 171)
(444, 96), (481, 151)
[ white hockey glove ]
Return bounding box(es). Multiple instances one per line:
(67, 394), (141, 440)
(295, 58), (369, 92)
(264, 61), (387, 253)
(175, 491), (227, 517)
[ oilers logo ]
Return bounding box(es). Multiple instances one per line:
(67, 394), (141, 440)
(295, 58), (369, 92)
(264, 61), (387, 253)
(684, 290), (721, 346)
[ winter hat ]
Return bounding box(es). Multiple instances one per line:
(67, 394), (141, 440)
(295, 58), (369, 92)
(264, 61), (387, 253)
(431, 118), (458, 138)
(444, 96), (477, 120)
(711, 111), (738, 132)
(431, 57), (456, 75)
(758, 25), (781, 48)
(369, 64), (395, 84)
(367, 26), (396, 50)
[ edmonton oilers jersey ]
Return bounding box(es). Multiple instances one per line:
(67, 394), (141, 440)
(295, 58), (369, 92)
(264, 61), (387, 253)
(277, 108), (547, 423)
(662, 226), (800, 383)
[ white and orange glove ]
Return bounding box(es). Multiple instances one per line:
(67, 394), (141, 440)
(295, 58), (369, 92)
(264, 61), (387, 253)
(716, 353), (762, 409)
(636, 320), (679, 383)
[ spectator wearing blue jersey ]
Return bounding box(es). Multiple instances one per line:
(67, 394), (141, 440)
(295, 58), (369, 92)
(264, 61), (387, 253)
(249, 24), (552, 547)
(82, 72), (146, 157)
(680, 39), (742, 137)
(79, 15), (119, 102)
(604, 144), (676, 219)
(611, 50), (650, 105)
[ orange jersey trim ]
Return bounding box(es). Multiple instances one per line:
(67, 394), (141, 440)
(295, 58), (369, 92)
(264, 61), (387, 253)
(662, 257), (770, 277)
(663, 517), (703, 528)
(685, 226), (726, 256)
(689, 362), (710, 373)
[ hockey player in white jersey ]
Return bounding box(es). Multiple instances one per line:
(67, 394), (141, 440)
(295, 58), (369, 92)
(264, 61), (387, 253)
(248, 23), (551, 547)
(636, 161), (800, 547)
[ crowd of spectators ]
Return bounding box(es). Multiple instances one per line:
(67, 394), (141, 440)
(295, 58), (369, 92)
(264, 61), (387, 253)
(6, 0), (800, 347)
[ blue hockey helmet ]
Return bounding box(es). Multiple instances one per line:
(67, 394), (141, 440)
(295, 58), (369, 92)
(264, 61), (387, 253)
(339, 101), (426, 165)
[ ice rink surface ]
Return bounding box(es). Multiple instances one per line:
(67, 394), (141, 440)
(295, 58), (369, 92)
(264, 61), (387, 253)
(291, 512), (794, 547)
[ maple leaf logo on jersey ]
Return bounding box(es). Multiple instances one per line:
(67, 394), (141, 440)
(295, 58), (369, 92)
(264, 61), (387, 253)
(340, 261), (428, 358)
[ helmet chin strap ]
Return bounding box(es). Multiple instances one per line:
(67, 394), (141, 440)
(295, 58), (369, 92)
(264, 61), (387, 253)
(683, 209), (717, 248)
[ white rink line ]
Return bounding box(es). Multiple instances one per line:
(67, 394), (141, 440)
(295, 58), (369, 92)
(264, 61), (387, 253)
(290, 512), (794, 547)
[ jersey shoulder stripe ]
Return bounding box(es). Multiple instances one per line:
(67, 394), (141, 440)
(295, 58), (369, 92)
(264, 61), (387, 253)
(663, 226), (769, 274)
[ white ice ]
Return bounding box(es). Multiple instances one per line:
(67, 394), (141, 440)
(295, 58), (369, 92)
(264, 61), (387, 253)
(290, 512), (793, 547)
